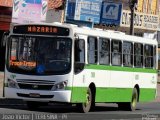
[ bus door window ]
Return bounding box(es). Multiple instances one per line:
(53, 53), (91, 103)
(75, 39), (85, 63)
(111, 40), (122, 66)
(134, 43), (143, 67)
(88, 37), (98, 64)
(74, 39), (85, 73)
(99, 38), (110, 65)
(123, 42), (133, 67)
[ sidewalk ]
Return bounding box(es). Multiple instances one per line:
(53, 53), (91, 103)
(0, 72), (160, 104)
(155, 84), (160, 102)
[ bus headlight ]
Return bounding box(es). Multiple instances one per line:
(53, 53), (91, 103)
(8, 79), (19, 88)
(52, 81), (68, 90)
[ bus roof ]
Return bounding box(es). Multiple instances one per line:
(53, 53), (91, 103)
(71, 26), (157, 45)
(11, 23), (158, 45)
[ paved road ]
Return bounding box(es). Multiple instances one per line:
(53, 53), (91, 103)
(0, 102), (159, 120)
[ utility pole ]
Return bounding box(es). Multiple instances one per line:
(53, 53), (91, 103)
(129, 0), (137, 35)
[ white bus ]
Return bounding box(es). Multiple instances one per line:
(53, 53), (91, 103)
(3, 23), (158, 113)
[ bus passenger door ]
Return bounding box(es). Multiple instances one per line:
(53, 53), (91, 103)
(72, 36), (87, 103)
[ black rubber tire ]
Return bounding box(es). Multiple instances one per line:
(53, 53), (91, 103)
(129, 87), (138, 111)
(76, 87), (95, 113)
(118, 88), (138, 111)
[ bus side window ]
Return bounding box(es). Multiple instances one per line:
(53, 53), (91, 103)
(123, 41), (133, 67)
(99, 38), (110, 65)
(88, 36), (98, 64)
(111, 40), (122, 66)
(144, 45), (153, 68)
(134, 43), (143, 67)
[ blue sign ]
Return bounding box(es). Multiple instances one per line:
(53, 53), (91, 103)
(100, 2), (122, 25)
(66, 0), (103, 24)
(66, 1), (76, 20)
(25, 0), (42, 4)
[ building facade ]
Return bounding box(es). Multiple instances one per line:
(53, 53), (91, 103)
(0, 0), (12, 31)
(98, 0), (159, 36)
(0, 0), (12, 71)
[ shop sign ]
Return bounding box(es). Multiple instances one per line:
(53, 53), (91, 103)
(66, 0), (103, 23)
(121, 10), (159, 31)
(100, 2), (122, 25)
(12, 0), (47, 24)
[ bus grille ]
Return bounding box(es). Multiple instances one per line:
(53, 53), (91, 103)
(17, 93), (54, 98)
(16, 79), (55, 90)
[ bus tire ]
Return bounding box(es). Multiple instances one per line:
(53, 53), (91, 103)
(26, 101), (40, 110)
(118, 88), (138, 111)
(129, 87), (138, 111)
(76, 87), (95, 113)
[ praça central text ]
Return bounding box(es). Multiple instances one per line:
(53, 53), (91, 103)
(10, 60), (36, 67)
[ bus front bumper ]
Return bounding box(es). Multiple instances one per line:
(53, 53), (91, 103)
(4, 87), (71, 103)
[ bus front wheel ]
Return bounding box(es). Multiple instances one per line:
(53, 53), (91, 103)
(77, 87), (95, 113)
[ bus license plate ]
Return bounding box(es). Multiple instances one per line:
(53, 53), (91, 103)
(29, 93), (40, 98)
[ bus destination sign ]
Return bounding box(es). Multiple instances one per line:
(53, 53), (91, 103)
(13, 25), (70, 36)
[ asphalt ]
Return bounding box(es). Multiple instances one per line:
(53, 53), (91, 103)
(0, 72), (159, 105)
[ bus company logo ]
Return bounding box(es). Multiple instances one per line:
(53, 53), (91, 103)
(10, 74), (16, 79)
(103, 3), (120, 20)
(32, 84), (39, 89)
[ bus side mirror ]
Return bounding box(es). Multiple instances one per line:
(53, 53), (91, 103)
(1, 31), (9, 47)
(74, 39), (85, 73)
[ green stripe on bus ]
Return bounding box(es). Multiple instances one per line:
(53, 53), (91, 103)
(85, 65), (157, 73)
(139, 89), (156, 102)
(70, 87), (156, 103)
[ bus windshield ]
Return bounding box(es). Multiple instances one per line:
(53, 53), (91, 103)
(7, 35), (72, 75)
